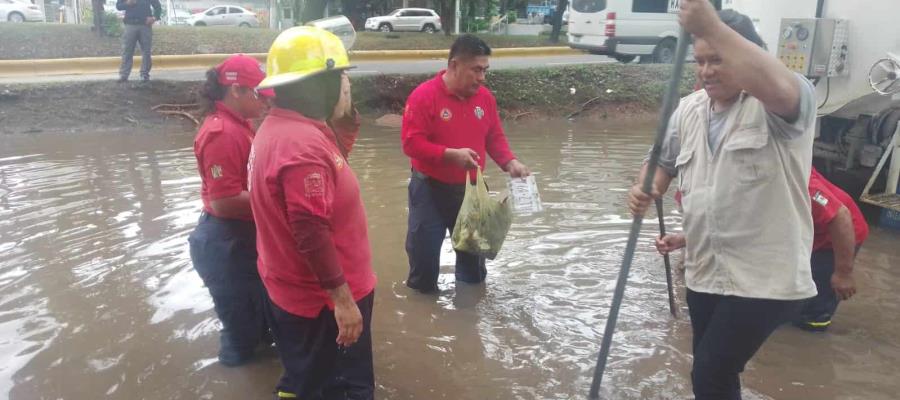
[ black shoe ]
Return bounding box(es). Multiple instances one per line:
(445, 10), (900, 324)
(116, 77), (128, 83)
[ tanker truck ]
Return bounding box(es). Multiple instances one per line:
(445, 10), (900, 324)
(728, 0), (900, 226)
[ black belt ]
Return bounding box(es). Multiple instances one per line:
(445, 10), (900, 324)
(411, 169), (466, 193)
(411, 169), (429, 180)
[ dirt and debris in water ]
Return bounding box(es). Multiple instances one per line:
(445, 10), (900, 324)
(0, 117), (898, 399)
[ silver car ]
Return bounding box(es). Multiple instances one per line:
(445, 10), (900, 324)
(187, 5), (259, 27)
(0, 0), (45, 23)
(365, 8), (441, 33)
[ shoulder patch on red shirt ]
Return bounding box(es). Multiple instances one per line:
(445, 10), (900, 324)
(812, 191), (829, 206)
(210, 164), (224, 179)
(304, 172), (325, 198)
(440, 108), (452, 121)
(474, 106), (484, 120)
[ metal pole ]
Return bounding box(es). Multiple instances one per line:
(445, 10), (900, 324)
(655, 198), (677, 317)
(587, 26), (691, 400)
(454, 0), (460, 34)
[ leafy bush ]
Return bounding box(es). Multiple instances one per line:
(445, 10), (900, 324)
(103, 12), (123, 37)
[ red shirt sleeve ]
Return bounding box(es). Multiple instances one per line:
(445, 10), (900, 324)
(198, 133), (246, 201)
(485, 96), (516, 169)
(809, 179), (842, 228)
(281, 161), (346, 289)
(401, 89), (447, 164)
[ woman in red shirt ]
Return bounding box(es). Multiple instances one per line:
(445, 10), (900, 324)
(188, 54), (274, 366)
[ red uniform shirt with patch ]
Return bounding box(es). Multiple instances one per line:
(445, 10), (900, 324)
(401, 70), (517, 184)
(194, 102), (255, 221)
(249, 107), (376, 318)
(809, 167), (869, 251)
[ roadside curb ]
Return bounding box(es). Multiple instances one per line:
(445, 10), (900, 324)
(0, 47), (581, 78)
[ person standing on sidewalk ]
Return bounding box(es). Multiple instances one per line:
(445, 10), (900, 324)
(250, 27), (376, 399)
(796, 167), (869, 331)
(628, 1), (818, 398)
(188, 54), (274, 367)
(116, 0), (161, 83)
(401, 34), (530, 294)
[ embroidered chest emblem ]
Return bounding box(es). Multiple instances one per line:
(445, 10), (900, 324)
(440, 108), (452, 121)
(474, 106), (485, 120)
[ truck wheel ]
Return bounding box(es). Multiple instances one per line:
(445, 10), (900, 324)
(652, 38), (677, 64)
(379, 23), (393, 32)
(422, 24), (436, 33)
(8, 12), (25, 22)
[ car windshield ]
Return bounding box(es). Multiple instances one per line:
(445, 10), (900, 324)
(389, 9), (402, 16)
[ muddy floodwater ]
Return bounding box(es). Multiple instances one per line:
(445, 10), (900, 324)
(1, 118), (899, 400)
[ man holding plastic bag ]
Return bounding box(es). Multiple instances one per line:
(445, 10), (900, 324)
(401, 34), (530, 294)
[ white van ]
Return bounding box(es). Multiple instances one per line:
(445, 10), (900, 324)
(567, 0), (722, 63)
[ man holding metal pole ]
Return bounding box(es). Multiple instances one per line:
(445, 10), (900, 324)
(628, 0), (818, 398)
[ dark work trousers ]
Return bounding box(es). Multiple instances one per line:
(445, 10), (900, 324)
(797, 247), (860, 327)
(119, 23), (153, 81)
(270, 291), (375, 400)
(405, 171), (486, 292)
(686, 289), (805, 400)
(188, 212), (272, 366)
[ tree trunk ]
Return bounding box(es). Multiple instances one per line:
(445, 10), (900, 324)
(464, 0), (474, 32)
(439, 0), (454, 36)
(549, 0), (567, 43)
(92, 0), (104, 36)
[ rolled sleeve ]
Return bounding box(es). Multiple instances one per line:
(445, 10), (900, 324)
(766, 73), (817, 140)
(810, 184), (842, 227)
(198, 135), (245, 201)
(281, 162), (346, 290)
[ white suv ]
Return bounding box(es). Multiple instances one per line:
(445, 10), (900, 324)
(365, 8), (441, 33)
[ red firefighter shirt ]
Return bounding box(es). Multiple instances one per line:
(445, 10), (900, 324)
(809, 167), (869, 251)
(249, 107), (376, 318)
(194, 102), (255, 221)
(401, 70), (517, 184)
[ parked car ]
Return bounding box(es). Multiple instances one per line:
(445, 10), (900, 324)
(187, 5), (259, 27)
(567, 0), (709, 63)
(365, 8), (441, 33)
(0, 0), (45, 23)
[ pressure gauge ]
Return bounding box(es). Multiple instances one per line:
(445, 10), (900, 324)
(796, 26), (810, 41)
(781, 26), (793, 40)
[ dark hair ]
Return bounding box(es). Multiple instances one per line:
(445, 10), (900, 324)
(448, 34), (492, 62)
(199, 68), (226, 114)
(718, 10), (767, 50)
(273, 70), (342, 121)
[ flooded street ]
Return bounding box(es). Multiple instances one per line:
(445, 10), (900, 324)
(1, 118), (899, 400)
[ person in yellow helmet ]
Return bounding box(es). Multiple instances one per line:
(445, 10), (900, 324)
(248, 26), (376, 399)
